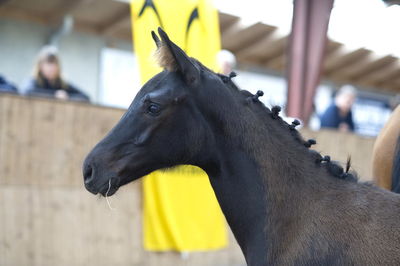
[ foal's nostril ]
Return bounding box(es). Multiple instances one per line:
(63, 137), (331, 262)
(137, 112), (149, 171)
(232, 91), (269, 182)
(83, 164), (93, 184)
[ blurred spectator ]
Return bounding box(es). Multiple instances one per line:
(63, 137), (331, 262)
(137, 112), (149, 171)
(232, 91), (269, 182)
(0, 75), (18, 94)
(320, 85), (356, 132)
(217, 49), (236, 75)
(24, 46), (89, 102)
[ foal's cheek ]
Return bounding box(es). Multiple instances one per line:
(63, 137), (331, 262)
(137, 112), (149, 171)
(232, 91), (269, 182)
(133, 123), (159, 146)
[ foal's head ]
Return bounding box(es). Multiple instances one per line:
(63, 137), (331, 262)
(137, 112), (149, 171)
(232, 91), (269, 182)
(83, 28), (241, 196)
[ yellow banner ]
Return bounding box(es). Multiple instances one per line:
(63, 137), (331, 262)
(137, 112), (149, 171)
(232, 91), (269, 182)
(130, 0), (227, 251)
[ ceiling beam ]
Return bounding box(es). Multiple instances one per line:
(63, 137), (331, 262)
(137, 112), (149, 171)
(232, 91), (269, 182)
(219, 12), (239, 32)
(0, 6), (49, 24)
(378, 81), (400, 93)
(328, 54), (376, 81)
(234, 30), (280, 60)
(265, 54), (286, 72)
(48, 0), (84, 24)
(235, 32), (286, 63)
(0, 3), (101, 35)
(356, 61), (400, 87)
(326, 40), (342, 54)
(348, 55), (398, 81)
(73, 20), (102, 35)
(98, 6), (131, 36)
(258, 36), (287, 63)
(323, 48), (370, 75)
(224, 23), (275, 52)
(328, 55), (396, 83)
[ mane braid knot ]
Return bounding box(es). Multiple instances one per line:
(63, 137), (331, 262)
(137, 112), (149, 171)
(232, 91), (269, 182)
(219, 71), (237, 84)
(237, 91), (359, 183)
(250, 90), (264, 102)
(322, 155), (331, 163)
(289, 119), (300, 130)
(271, 106), (281, 119)
(304, 139), (317, 148)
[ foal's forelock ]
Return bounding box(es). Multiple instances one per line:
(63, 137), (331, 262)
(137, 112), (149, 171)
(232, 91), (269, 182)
(154, 44), (178, 72)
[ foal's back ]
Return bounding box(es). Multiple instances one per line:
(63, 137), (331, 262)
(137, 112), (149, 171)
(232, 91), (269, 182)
(307, 182), (400, 265)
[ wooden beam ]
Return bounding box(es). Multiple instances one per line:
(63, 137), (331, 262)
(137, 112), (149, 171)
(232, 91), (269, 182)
(378, 82), (400, 93)
(266, 54), (286, 72)
(234, 29), (282, 60)
(357, 61), (400, 86)
(48, 0), (84, 24)
(349, 55), (398, 81)
(73, 20), (102, 35)
(219, 12), (239, 32)
(223, 22), (275, 52)
(323, 48), (370, 75)
(98, 6), (131, 36)
(221, 20), (243, 46)
(235, 33), (286, 64)
(325, 40), (342, 56)
(0, 4), (129, 41)
(259, 36), (287, 63)
(328, 54), (375, 81)
(0, 6), (49, 24)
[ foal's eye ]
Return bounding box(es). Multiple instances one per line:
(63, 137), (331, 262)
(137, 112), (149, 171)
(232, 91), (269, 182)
(147, 103), (161, 115)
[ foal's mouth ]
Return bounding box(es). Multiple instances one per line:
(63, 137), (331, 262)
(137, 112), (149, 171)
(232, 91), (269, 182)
(98, 177), (120, 197)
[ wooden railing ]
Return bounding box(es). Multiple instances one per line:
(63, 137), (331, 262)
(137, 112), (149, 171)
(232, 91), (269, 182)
(0, 94), (375, 266)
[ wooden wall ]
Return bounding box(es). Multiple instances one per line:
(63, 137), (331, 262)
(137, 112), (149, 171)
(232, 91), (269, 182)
(0, 94), (376, 266)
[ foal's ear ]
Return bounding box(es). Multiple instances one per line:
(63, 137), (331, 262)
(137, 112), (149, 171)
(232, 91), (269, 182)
(151, 31), (161, 48)
(153, 27), (200, 85)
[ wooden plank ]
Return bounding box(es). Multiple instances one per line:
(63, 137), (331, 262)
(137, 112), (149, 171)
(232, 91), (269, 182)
(47, 0), (84, 24)
(219, 12), (239, 32)
(347, 56), (397, 81)
(328, 55), (376, 81)
(235, 30), (283, 60)
(326, 40), (342, 54)
(301, 129), (375, 181)
(1, 186), (35, 265)
(357, 62), (400, 86)
(222, 22), (276, 52)
(0, 94), (381, 265)
(2, 0), (65, 14)
(265, 54), (286, 72)
(0, 6), (50, 24)
(323, 48), (370, 75)
(98, 5), (131, 36)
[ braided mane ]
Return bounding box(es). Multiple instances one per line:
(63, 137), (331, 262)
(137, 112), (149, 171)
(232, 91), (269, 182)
(218, 71), (358, 182)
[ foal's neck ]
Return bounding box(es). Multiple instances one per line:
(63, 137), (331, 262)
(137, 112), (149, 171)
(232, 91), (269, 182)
(205, 145), (268, 265)
(202, 107), (328, 265)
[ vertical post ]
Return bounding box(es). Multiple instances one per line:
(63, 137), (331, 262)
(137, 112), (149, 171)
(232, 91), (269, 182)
(286, 0), (334, 122)
(286, 0), (308, 119)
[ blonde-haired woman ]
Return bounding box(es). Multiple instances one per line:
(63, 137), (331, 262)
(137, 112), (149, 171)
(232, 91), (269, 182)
(25, 46), (89, 102)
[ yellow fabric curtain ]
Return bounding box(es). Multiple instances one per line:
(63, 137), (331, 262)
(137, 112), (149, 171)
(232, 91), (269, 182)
(130, 0), (227, 251)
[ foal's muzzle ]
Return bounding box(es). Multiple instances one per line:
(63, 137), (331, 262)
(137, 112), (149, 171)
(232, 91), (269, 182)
(83, 161), (96, 193)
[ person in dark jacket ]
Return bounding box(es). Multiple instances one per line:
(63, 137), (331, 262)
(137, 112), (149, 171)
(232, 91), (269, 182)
(0, 75), (18, 94)
(24, 46), (89, 102)
(320, 85), (356, 132)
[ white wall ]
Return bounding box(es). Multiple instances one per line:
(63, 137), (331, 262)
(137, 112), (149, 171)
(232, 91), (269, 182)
(57, 31), (105, 102)
(0, 19), (49, 89)
(99, 48), (141, 109)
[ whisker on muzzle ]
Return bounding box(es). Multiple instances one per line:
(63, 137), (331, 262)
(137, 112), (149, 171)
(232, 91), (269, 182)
(106, 179), (115, 210)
